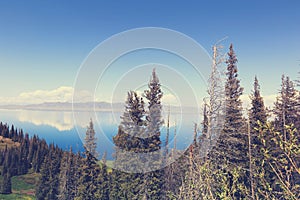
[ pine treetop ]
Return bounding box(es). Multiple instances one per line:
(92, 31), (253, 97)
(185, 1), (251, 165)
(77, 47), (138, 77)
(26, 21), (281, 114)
(144, 68), (163, 109)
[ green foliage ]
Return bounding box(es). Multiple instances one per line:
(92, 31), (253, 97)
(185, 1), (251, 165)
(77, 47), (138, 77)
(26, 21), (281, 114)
(98, 152), (110, 199)
(36, 144), (62, 200)
(112, 69), (165, 199)
(58, 149), (81, 200)
(84, 119), (98, 158)
(2, 58), (300, 199)
(212, 44), (248, 167)
(249, 76), (267, 134)
(75, 152), (102, 200)
(273, 75), (298, 134)
(209, 44), (249, 198)
(254, 123), (300, 199)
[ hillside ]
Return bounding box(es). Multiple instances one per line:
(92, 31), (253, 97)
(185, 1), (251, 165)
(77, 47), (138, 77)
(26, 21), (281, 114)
(0, 136), (20, 150)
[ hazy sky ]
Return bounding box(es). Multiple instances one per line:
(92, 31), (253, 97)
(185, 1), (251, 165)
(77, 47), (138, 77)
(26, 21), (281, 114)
(0, 1), (299, 106)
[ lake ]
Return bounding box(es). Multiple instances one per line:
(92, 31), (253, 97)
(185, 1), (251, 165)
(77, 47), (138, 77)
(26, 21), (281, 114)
(0, 109), (200, 160)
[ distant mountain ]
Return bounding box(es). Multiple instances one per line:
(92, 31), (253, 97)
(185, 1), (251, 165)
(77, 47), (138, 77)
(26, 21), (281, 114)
(0, 102), (124, 112)
(0, 102), (198, 113)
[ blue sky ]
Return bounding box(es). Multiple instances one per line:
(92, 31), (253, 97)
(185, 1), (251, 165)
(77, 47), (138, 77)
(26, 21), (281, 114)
(0, 1), (299, 106)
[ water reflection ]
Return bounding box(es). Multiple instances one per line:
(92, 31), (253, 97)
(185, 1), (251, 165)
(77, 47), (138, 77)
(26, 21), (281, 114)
(18, 110), (75, 131)
(0, 109), (200, 160)
(16, 110), (120, 131)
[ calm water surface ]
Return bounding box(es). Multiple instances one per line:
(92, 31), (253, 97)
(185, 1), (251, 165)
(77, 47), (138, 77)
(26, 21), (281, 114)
(0, 109), (199, 159)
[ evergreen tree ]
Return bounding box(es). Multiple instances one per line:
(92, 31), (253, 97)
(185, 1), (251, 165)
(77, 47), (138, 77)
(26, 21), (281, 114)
(28, 135), (38, 167)
(75, 151), (102, 200)
(58, 149), (80, 200)
(114, 90), (146, 163)
(84, 119), (99, 159)
(32, 139), (48, 173)
(249, 76), (268, 160)
(212, 44), (247, 165)
(99, 151), (110, 200)
(73, 152), (83, 198)
(109, 169), (123, 199)
(211, 44), (248, 198)
(144, 68), (163, 151)
(0, 148), (13, 194)
(58, 151), (70, 200)
(113, 91), (146, 199)
(273, 75), (298, 141)
(75, 118), (103, 199)
(36, 144), (62, 200)
(18, 133), (30, 174)
(112, 69), (165, 198)
(248, 76), (268, 197)
(249, 76), (267, 133)
(0, 172), (11, 194)
(143, 68), (164, 199)
(1, 125), (9, 138)
(36, 154), (51, 199)
(8, 125), (15, 140)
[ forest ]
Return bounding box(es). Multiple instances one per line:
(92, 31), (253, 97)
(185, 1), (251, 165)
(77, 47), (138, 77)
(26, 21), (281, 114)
(0, 43), (299, 200)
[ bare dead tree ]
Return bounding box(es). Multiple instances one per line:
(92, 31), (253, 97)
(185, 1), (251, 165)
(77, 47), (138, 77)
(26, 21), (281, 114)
(202, 40), (226, 156)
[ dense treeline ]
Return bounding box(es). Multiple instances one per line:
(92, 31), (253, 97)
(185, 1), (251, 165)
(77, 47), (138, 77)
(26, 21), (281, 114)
(0, 43), (299, 199)
(0, 123), (49, 194)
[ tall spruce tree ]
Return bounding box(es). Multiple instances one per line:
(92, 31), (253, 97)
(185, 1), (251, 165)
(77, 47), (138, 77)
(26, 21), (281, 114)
(249, 76), (268, 196)
(99, 152), (109, 200)
(76, 119), (103, 199)
(144, 68), (163, 149)
(211, 44), (248, 198)
(213, 44), (247, 166)
(112, 69), (165, 198)
(58, 148), (79, 200)
(84, 119), (98, 159)
(143, 68), (164, 199)
(249, 76), (267, 132)
(273, 75), (298, 141)
(0, 172), (11, 194)
(0, 148), (13, 194)
(114, 91), (146, 165)
(36, 144), (62, 200)
(249, 76), (267, 158)
(75, 151), (102, 200)
(18, 134), (30, 174)
(32, 139), (48, 173)
(58, 151), (70, 200)
(112, 91), (146, 199)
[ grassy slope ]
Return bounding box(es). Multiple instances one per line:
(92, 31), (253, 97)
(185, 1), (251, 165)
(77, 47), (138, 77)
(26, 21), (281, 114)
(98, 160), (114, 173)
(0, 138), (36, 199)
(0, 135), (114, 199)
(0, 173), (39, 200)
